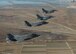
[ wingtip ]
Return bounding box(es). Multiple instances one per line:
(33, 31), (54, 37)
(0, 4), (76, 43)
(24, 21), (32, 27)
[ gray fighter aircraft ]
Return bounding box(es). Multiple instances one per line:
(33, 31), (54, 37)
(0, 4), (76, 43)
(36, 14), (54, 20)
(42, 8), (57, 14)
(24, 21), (48, 27)
(6, 33), (40, 42)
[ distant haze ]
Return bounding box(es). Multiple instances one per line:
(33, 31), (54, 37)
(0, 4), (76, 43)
(0, 0), (75, 7)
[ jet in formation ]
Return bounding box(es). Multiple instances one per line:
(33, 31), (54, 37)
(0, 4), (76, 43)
(36, 14), (54, 20)
(6, 33), (40, 42)
(42, 8), (57, 14)
(24, 21), (48, 27)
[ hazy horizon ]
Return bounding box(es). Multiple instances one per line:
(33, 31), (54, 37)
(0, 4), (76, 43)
(0, 0), (75, 7)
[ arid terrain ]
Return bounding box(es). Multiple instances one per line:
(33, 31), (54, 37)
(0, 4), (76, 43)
(0, 4), (76, 54)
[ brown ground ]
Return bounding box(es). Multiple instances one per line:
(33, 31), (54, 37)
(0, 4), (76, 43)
(0, 4), (76, 54)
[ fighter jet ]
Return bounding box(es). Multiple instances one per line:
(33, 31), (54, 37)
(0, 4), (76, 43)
(7, 34), (17, 41)
(36, 14), (54, 20)
(42, 8), (57, 14)
(24, 21), (48, 27)
(6, 33), (40, 42)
